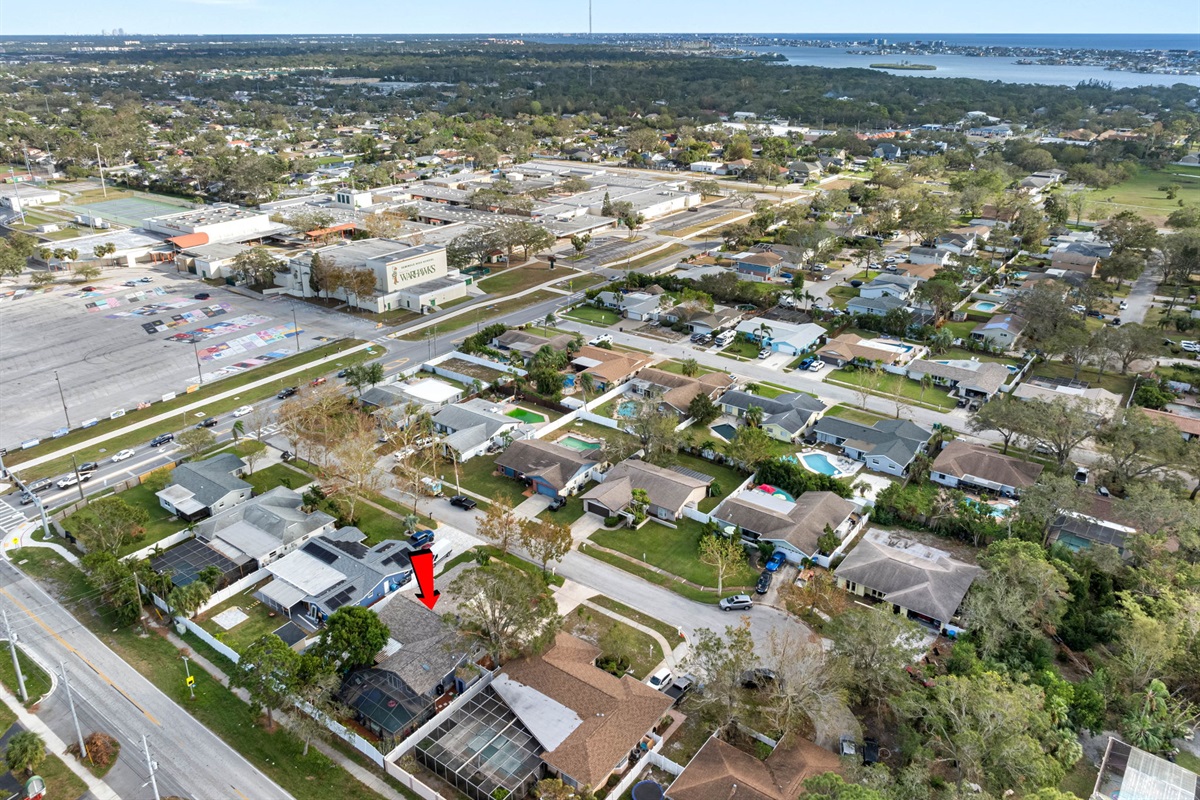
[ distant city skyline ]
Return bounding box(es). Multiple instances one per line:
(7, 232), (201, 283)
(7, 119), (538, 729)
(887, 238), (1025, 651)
(3, 0), (1198, 37)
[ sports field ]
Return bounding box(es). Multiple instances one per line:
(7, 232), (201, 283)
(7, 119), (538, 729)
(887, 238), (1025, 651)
(66, 195), (194, 227)
(1085, 165), (1200, 223)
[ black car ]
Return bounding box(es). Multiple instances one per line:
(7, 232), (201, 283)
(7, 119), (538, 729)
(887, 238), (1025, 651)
(755, 571), (773, 595)
(336, 368), (349, 378)
(1086, 309), (1105, 319)
(149, 433), (175, 447)
(277, 386), (298, 399)
(548, 496), (567, 511)
(77, 461), (99, 474)
(194, 292), (211, 300)
(197, 417), (218, 428)
(449, 495), (477, 510)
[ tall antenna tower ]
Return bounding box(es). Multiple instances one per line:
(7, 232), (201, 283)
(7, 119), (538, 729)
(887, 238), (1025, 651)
(588, 0), (594, 87)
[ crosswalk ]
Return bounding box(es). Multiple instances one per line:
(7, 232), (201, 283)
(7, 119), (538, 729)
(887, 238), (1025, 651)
(0, 499), (35, 545)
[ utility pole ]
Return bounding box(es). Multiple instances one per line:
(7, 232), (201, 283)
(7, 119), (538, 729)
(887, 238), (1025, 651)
(3, 612), (27, 703)
(68, 454), (86, 504)
(292, 306), (301, 353)
(53, 370), (72, 431)
(142, 735), (161, 800)
(95, 143), (106, 198)
(191, 337), (203, 386)
(59, 661), (87, 762)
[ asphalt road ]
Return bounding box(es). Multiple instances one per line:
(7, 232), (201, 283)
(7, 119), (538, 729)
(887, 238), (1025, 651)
(0, 560), (293, 800)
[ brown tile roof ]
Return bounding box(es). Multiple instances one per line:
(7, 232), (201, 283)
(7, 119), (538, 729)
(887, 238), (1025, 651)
(667, 735), (841, 800)
(500, 634), (672, 789)
(1142, 408), (1200, 437)
(575, 345), (653, 384)
(637, 367), (734, 411)
(818, 334), (903, 366)
(931, 440), (1043, 489)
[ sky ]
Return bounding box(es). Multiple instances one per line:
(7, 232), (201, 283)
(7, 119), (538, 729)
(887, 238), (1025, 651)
(2, 0), (1198, 37)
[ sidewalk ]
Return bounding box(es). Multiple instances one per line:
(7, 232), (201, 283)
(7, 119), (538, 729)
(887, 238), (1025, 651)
(156, 625), (408, 800)
(579, 597), (687, 671)
(16, 340), (377, 472)
(0, 688), (121, 800)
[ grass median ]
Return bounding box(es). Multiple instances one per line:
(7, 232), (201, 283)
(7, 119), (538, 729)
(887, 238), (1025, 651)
(12, 340), (375, 482)
(396, 290), (560, 341)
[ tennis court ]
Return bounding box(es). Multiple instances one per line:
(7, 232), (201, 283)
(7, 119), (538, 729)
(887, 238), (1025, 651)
(67, 195), (194, 227)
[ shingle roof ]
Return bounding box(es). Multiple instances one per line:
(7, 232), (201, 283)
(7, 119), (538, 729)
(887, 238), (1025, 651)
(835, 531), (981, 624)
(168, 452), (250, 508)
(932, 440), (1043, 490)
(581, 459), (710, 516)
(494, 439), (599, 491)
(906, 359), (1010, 396)
(373, 595), (465, 697)
(847, 295), (907, 314)
(818, 334), (904, 366)
(498, 634), (672, 789)
(197, 487), (334, 564)
(720, 390), (827, 436)
(712, 490), (855, 556)
(812, 417), (931, 466)
(633, 367), (734, 412)
(667, 735), (841, 800)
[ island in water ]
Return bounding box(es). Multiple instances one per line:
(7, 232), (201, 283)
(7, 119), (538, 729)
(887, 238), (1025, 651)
(870, 62), (937, 70)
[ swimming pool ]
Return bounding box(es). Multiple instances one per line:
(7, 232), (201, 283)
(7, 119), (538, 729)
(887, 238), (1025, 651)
(972, 301), (999, 312)
(755, 484), (795, 502)
(617, 401), (638, 418)
(963, 498), (1011, 518)
(557, 435), (602, 452)
(712, 423), (738, 441)
(506, 408), (547, 424)
(802, 453), (840, 476)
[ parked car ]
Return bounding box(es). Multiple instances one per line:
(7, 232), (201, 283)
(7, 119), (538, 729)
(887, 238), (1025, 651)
(277, 386), (298, 399)
(719, 594), (754, 612)
(449, 495), (477, 510)
(408, 529), (435, 548)
(197, 417), (218, 428)
(664, 674), (696, 706)
(233, 405), (254, 417)
(1070, 304), (1087, 313)
(137, 277), (152, 284)
(1110, 317), (1121, 326)
(81, 286), (98, 292)
(755, 571), (773, 595)
(336, 369), (348, 378)
(1183, 341), (1200, 353)
(280, 450), (294, 462)
(1119, 300), (1129, 310)
(764, 551), (788, 572)
(648, 668), (673, 690)
(808, 360), (825, 372)
(547, 496), (567, 511)
(311, 376), (328, 386)
(110, 449), (135, 462)
(757, 348), (771, 359)
(123, 280), (138, 287)
(149, 433), (175, 447)
(1086, 310), (1105, 319)
(797, 357), (815, 370)
(194, 292), (211, 300)
(820, 274), (832, 281)
(588, 334), (613, 346)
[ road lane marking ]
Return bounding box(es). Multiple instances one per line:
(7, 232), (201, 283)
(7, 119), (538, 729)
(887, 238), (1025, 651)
(0, 586), (161, 726)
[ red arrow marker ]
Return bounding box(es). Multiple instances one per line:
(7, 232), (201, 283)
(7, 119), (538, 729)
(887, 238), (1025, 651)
(410, 549), (440, 611)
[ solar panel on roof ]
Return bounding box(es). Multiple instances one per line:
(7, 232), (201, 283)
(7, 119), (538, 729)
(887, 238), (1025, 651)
(330, 539), (369, 559)
(327, 589), (354, 610)
(302, 541), (338, 564)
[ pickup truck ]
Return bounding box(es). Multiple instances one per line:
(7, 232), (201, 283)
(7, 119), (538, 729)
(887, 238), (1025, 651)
(663, 674), (696, 706)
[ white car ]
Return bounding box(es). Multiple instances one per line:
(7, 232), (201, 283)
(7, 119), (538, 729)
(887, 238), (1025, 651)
(111, 449), (135, 462)
(648, 667), (673, 690)
(808, 360), (825, 372)
(884, 256), (897, 264)
(1119, 300), (1129, 310)
(758, 348), (771, 359)
(1182, 341), (1200, 353)
(233, 405), (254, 417)
(820, 274), (832, 281)
(1070, 304), (1087, 314)
(588, 334), (612, 346)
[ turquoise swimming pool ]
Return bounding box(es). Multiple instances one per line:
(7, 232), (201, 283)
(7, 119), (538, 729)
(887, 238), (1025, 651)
(963, 498), (1010, 518)
(802, 453), (840, 476)
(558, 435), (602, 452)
(972, 301), (999, 312)
(617, 401), (638, 418)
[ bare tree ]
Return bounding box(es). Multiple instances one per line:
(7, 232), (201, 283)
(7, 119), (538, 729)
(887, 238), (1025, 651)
(698, 534), (747, 597)
(477, 496), (523, 554)
(329, 414), (387, 523)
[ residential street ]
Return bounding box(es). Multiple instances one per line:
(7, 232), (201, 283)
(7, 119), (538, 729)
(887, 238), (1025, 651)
(0, 560), (294, 800)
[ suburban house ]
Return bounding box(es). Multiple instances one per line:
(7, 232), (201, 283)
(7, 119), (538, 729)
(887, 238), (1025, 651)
(895, 262), (944, 282)
(669, 304), (742, 335)
(432, 398), (532, 462)
(155, 452), (252, 522)
(904, 359), (1011, 402)
(1048, 505), (1136, 557)
(907, 246), (953, 267)
(846, 294), (908, 318)
(835, 529), (981, 635)
(628, 367), (735, 416)
(787, 161), (822, 182)
(415, 634), (672, 800)
(667, 734), (841, 800)
(570, 345), (653, 393)
(811, 418), (933, 477)
(718, 390), (828, 441)
(195, 486), (337, 571)
(859, 274), (919, 301)
(874, 142), (903, 160)
(734, 318), (825, 356)
(1012, 379), (1122, 419)
(930, 441), (1044, 498)
(1050, 251), (1100, 278)
(493, 330), (578, 363)
(1141, 408), (1200, 442)
(255, 527), (414, 625)
(732, 251), (784, 282)
(495, 438), (604, 497)
(817, 334), (915, 369)
(361, 377), (463, 413)
(971, 314), (1026, 349)
(711, 488), (860, 564)
(595, 290), (663, 321)
(580, 458), (711, 521)
(932, 231), (978, 257)
(341, 595), (471, 743)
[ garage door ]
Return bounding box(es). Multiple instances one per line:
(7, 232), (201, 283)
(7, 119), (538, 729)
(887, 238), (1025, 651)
(585, 501), (610, 517)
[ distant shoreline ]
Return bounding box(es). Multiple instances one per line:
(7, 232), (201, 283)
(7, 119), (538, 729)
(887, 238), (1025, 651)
(870, 62), (937, 70)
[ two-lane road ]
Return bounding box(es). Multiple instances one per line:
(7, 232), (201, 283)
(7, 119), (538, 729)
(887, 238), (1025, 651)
(0, 560), (293, 800)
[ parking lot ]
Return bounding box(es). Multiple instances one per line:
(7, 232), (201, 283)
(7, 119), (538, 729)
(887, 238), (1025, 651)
(0, 265), (370, 443)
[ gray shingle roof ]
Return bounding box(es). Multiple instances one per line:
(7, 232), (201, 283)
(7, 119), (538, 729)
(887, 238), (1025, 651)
(495, 439), (599, 491)
(812, 417), (932, 466)
(373, 595), (465, 697)
(168, 452), (250, 508)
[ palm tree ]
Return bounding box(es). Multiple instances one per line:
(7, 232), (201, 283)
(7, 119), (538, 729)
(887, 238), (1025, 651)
(754, 322), (773, 345)
(680, 358), (700, 377)
(803, 291), (815, 310)
(5, 731), (45, 776)
(578, 372), (595, 406)
(919, 373), (933, 404)
(745, 405), (764, 428)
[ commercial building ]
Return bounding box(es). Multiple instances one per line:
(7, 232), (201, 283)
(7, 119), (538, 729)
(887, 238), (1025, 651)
(143, 203), (281, 247)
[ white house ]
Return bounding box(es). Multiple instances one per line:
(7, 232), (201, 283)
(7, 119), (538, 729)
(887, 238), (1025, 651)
(734, 318), (825, 356)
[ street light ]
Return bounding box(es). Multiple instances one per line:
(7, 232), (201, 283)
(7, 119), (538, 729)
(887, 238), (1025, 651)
(53, 370), (71, 430)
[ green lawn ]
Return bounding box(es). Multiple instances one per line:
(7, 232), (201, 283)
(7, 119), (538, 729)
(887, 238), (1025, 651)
(939, 321), (978, 341)
(396, 291), (559, 341)
(563, 606), (663, 680)
(721, 338), (762, 360)
(562, 305), (621, 326)
(825, 404), (889, 426)
(456, 454), (529, 508)
(578, 546), (722, 604)
(1029, 361), (1136, 399)
(352, 501), (410, 545)
(590, 517), (759, 590)
(825, 285), (860, 307)
(829, 367), (959, 411)
(9, 548), (418, 800)
(477, 263), (577, 295)
(670, 451), (748, 512)
(747, 381), (798, 400)
(11, 339), (374, 480)
(244, 463), (308, 495)
(0, 643), (53, 706)
(654, 359), (727, 377)
(936, 347), (1021, 368)
(60, 482), (186, 558)
(1084, 164), (1200, 223)
(197, 581), (285, 654)
(587, 596), (682, 645)
(537, 485), (592, 524)
(608, 243), (691, 270)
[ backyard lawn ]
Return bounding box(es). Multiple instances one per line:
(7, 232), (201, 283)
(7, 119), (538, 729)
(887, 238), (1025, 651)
(197, 580), (288, 654)
(828, 367), (959, 410)
(477, 263), (577, 295)
(562, 305), (621, 326)
(671, 451), (748, 512)
(61, 482), (186, 558)
(456, 454), (529, 508)
(563, 606), (663, 680)
(590, 517), (759, 590)
(1029, 361), (1136, 399)
(936, 347), (1022, 368)
(244, 463), (309, 495)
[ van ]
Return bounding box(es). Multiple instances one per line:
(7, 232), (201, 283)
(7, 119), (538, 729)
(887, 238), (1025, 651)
(714, 331), (735, 347)
(429, 540), (453, 565)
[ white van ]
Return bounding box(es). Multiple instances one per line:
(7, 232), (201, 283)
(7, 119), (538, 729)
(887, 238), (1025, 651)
(714, 330), (735, 347)
(429, 540), (454, 565)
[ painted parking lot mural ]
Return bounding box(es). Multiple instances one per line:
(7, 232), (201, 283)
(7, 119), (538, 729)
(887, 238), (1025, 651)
(194, 324), (301, 362)
(165, 313), (271, 343)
